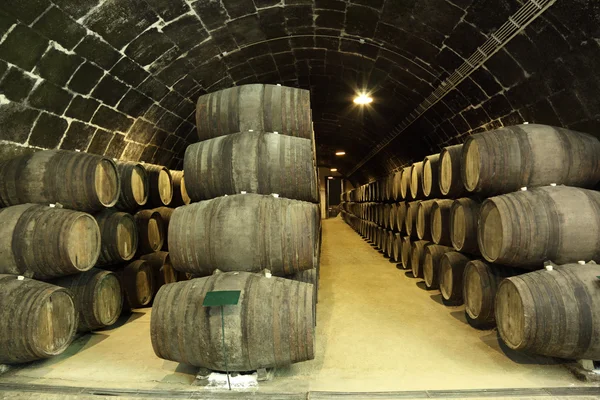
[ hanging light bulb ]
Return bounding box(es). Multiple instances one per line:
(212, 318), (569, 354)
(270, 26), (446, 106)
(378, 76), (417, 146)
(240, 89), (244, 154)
(353, 93), (373, 105)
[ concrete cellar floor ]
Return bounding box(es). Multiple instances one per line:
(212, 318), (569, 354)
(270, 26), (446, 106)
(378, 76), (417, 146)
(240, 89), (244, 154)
(1, 216), (598, 398)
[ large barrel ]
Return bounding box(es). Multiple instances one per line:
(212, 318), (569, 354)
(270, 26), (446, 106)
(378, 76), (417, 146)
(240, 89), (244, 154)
(144, 164), (173, 207)
(422, 244), (454, 289)
(405, 201), (421, 237)
(439, 252), (472, 305)
(169, 170), (190, 207)
(51, 268), (122, 332)
(410, 240), (430, 278)
(478, 186), (600, 267)
(151, 271), (315, 371)
(0, 275), (77, 363)
(184, 132), (317, 202)
(462, 124), (600, 195)
(0, 204), (100, 279)
(410, 162), (424, 199)
(496, 264), (600, 360)
(416, 200), (435, 241)
(141, 251), (177, 295)
(431, 199), (453, 246)
(450, 198), (480, 254)
(118, 260), (155, 309)
(152, 207), (174, 251)
(400, 166), (411, 199)
(422, 154), (441, 198)
(0, 149), (119, 212)
(401, 237), (412, 269)
(439, 144), (466, 198)
(196, 84), (312, 141)
(169, 194), (319, 276)
(94, 209), (138, 265)
(463, 260), (521, 329)
(115, 161), (148, 211)
(134, 210), (165, 255)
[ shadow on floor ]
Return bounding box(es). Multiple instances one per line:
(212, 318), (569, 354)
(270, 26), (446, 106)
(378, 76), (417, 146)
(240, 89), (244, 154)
(98, 311), (146, 332)
(404, 271), (414, 278)
(449, 310), (469, 325)
(429, 293), (444, 305)
(479, 331), (563, 365)
(416, 281), (429, 291)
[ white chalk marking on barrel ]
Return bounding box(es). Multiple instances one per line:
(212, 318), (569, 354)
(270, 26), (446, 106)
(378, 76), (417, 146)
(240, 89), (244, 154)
(248, 130), (254, 132)
(550, 183), (557, 186)
(520, 187), (527, 191)
(49, 204), (55, 207)
(273, 131), (279, 134)
(17, 276), (24, 280)
(578, 260), (586, 265)
(241, 191), (247, 194)
(545, 265), (553, 271)
(272, 193), (279, 198)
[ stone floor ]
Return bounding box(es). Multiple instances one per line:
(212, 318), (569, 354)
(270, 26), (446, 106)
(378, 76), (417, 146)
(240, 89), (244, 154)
(1, 216), (598, 397)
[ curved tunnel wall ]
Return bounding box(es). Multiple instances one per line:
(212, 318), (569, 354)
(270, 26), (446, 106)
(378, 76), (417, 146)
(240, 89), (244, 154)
(0, 0), (598, 184)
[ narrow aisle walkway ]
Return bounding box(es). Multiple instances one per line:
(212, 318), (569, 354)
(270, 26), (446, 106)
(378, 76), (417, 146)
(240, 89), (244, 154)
(271, 216), (589, 392)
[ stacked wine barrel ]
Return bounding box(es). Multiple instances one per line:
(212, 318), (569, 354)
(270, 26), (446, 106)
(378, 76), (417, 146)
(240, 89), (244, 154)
(342, 124), (600, 361)
(151, 83), (319, 372)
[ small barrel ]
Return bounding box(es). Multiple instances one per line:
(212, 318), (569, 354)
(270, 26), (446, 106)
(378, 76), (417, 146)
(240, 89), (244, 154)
(422, 154), (441, 198)
(0, 204), (101, 279)
(496, 264), (600, 360)
(0, 275), (77, 363)
(400, 166), (411, 199)
(410, 162), (424, 199)
(430, 199), (454, 246)
(288, 267), (319, 304)
(51, 268), (122, 332)
(140, 251), (177, 295)
(439, 252), (472, 305)
(119, 260), (155, 309)
(151, 271), (315, 371)
(462, 124), (600, 195)
(196, 84), (313, 141)
(169, 194), (319, 276)
(416, 200), (435, 241)
(134, 210), (165, 255)
(152, 207), (174, 251)
(405, 201), (421, 238)
(184, 131), (317, 202)
(422, 244), (454, 290)
(401, 237), (412, 269)
(410, 240), (430, 279)
(392, 233), (401, 262)
(439, 144), (466, 198)
(94, 209), (138, 266)
(144, 164), (173, 207)
(0, 149), (119, 212)
(115, 161), (148, 211)
(450, 198), (481, 254)
(478, 186), (600, 267)
(463, 260), (522, 329)
(169, 170), (191, 207)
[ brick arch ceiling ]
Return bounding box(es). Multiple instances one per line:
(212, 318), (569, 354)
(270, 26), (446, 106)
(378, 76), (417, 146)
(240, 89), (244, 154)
(1, 0), (597, 184)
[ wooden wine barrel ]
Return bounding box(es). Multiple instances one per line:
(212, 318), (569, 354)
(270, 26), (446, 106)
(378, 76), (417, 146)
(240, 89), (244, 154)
(184, 131), (317, 202)
(169, 194), (319, 276)
(169, 170), (191, 207)
(416, 200), (435, 241)
(463, 260), (521, 329)
(392, 233), (401, 262)
(134, 210), (164, 255)
(431, 199), (454, 246)
(51, 268), (122, 332)
(0, 204), (101, 279)
(114, 161), (148, 211)
(0, 275), (77, 363)
(289, 267), (319, 304)
(392, 170), (402, 201)
(152, 207), (174, 251)
(439, 144), (466, 198)
(196, 84), (313, 141)
(144, 164), (173, 207)
(439, 252), (472, 305)
(151, 271), (315, 371)
(463, 124), (600, 195)
(95, 209), (138, 266)
(410, 162), (424, 199)
(400, 167), (411, 199)
(119, 260), (155, 309)
(422, 154), (441, 198)
(141, 252), (177, 295)
(0, 150), (119, 212)
(496, 264), (600, 360)
(478, 186), (600, 267)
(450, 198), (481, 254)
(422, 244), (454, 290)
(401, 237), (412, 269)
(405, 201), (421, 237)
(410, 240), (430, 279)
